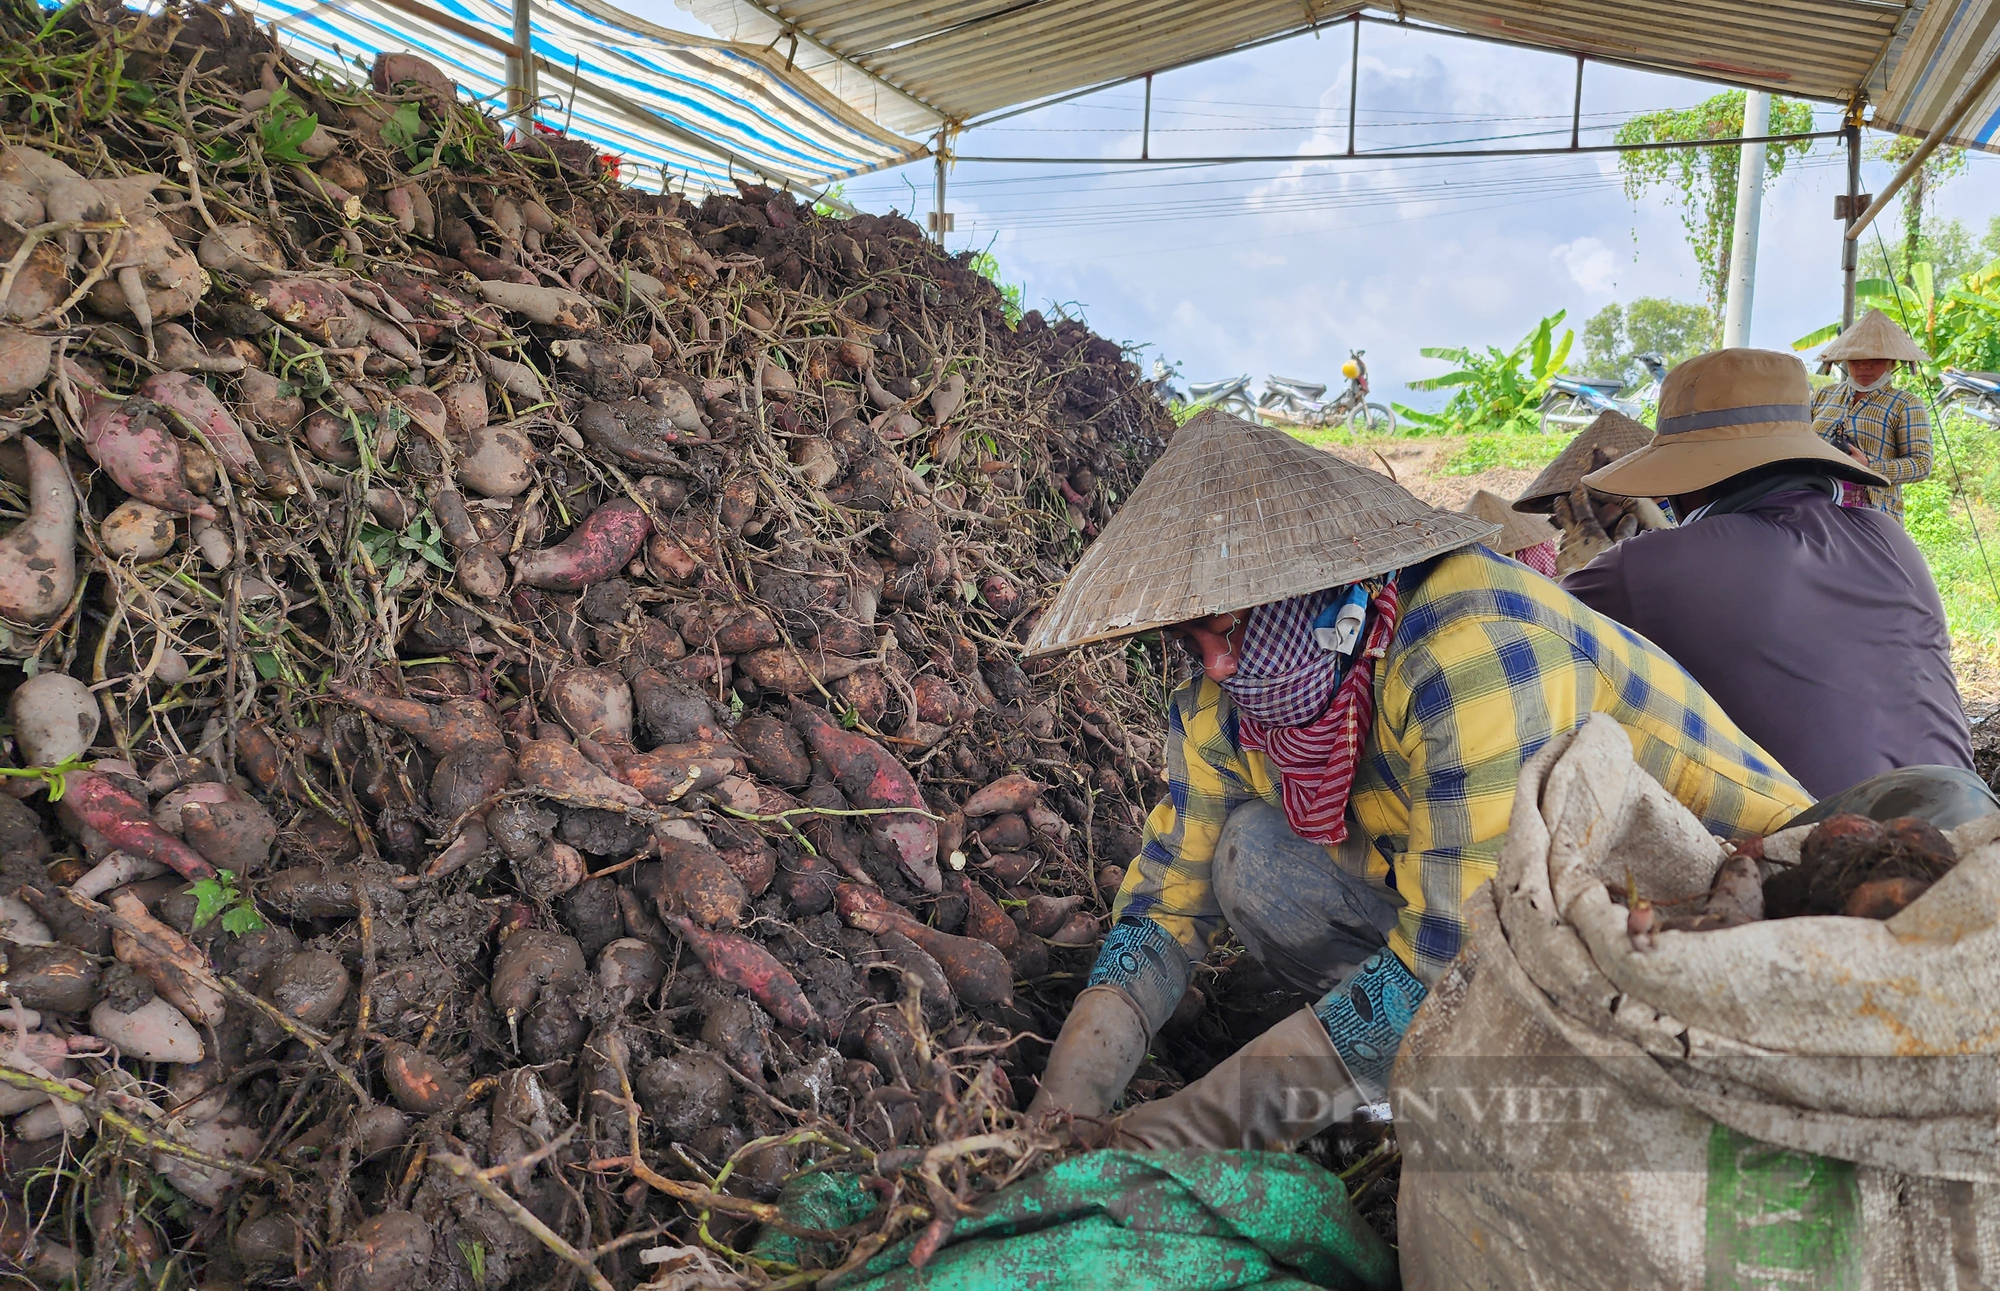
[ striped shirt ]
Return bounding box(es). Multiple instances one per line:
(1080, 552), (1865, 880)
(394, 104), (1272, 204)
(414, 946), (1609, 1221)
(1111, 546), (1811, 984)
(1810, 384), (1931, 520)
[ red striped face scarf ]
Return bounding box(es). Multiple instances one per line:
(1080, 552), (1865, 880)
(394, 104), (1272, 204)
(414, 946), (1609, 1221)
(1227, 577), (1401, 845)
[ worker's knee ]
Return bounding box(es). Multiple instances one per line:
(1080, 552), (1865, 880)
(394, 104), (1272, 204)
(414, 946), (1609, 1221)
(1791, 765), (2000, 832)
(1212, 801), (1400, 996)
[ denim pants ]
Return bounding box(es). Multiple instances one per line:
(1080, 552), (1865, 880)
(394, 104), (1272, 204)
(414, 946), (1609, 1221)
(1211, 800), (1404, 997)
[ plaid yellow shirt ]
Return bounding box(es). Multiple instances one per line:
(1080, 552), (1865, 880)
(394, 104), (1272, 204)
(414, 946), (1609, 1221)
(1111, 546), (1811, 983)
(1810, 384), (1931, 520)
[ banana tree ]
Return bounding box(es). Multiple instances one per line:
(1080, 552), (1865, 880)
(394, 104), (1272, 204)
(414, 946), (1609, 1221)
(1795, 259), (2000, 374)
(1397, 311), (1575, 434)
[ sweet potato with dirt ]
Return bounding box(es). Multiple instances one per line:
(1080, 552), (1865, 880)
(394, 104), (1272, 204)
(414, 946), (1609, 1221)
(959, 876), (1017, 954)
(0, 437), (75, 624)
(512, 497), (650, 591)
(474, 280), (597, 331)
(248, 278), (367, 348)
(108, 890), (225, 1026)
(380, 1040), (462, 1114)
(977, 813), (1032, 853)
(489, 928), (586, 1024)
(10, 671), (97, 767)
(80, 398), (216, 518)
(137, 371), (261, 484)
(577, 399), (688, 469)
(259, 866), (407, 921)
(0, 329), (51, 399)
(91, 994), (202, 1063)
(86, 219), (204, 334)
(650, 835), (747, 928)
(196, 222), (283, 279)
(666, 913), (822, 1036)
(735, 715), (811, 787)
(619, 742), (738, 803)
(835, 884), (1012, 1007)
(457, 423), (536, 498)
(3, 942), (99, 1012)
(325, 682), (503, 755)
(58, 772), (213, 881)
(516, 739), (647, 808)
(549, 668), (634, 745)
(180, 795), (277, 875)
(962, 774), (1046, 819)
(792, 700), (942, 892)
(738, 647), (872, 694)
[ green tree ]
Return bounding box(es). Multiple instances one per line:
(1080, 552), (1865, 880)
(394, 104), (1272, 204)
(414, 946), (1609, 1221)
(965, 249), (1024, 326)
(1861, 215), (1979, 289)
(1614, 91), (1817, 327)
(1581, 298), (1717, 381)
(1980, 215), (2000, 266)
(1870, 136), (1967, 279)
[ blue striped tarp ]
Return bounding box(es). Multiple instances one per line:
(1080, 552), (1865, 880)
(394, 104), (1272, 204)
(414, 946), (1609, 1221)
(246, 0), (928, 192)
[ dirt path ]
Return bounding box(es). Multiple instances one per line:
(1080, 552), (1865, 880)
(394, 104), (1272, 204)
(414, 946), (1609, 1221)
(1318, 439), (1541, 512)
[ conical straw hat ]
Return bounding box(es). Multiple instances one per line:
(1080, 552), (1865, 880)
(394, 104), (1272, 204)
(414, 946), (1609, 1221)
(1024, 409), (1498, 656)
(1463, 489), (1556, 554)
(1512, 409), (1654, 513)
(1816, 307), (1929, 363)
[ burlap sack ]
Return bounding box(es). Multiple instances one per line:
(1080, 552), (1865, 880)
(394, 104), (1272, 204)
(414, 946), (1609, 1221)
(1397, 714), (2000, 1290)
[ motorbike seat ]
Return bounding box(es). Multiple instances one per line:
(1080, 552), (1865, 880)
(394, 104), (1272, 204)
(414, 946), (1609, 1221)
(1189, 377), (1249, 400)
(1267, 376), (1328, 400)
(1946, 370), (2000, 390)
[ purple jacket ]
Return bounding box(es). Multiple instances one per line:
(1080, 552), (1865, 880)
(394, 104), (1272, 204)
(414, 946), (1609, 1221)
(1564, 486), (1971, 799)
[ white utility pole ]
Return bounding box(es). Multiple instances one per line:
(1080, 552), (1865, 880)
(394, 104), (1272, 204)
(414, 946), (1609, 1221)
(1722, 90), (1771, 348)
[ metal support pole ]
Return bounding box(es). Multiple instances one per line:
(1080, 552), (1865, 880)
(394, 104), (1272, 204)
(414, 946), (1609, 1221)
(506, 0), (536, 119)
(1346, 17), (1359, 156)
(933, 132), (948, 245)
(1842, 121), (1861, 329)
(1722, 90), (1771, 348)
(1569, 55), (1583, 150)
(1141, 74), (1152, 160)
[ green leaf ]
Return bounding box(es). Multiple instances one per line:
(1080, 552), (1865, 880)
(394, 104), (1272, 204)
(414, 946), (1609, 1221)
(220, 905), (266, 935)
(380, 102), (426, 153)
(189, 876), (230, 930)
(251, 652), (282, 681)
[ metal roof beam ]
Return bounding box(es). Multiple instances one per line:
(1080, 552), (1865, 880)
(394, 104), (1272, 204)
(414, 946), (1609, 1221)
(955, 126), (1846, 165)
(704, 0), (950, 124)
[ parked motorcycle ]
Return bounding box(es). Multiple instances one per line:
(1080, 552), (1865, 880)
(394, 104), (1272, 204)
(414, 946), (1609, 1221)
(1538, 352), (1668, 434)
(1188, 373), (1259, 419)
(1258, 350), (1397, 433)
(1941, 368), (2000, 427)
(1149, 358), (1187, 408)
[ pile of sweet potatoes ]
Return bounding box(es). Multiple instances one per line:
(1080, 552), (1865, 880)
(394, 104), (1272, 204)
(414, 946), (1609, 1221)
(0, 4), (1176, 1286)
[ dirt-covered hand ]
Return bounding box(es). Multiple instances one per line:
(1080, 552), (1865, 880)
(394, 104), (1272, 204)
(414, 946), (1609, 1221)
(1027, 985), (1152, 1121)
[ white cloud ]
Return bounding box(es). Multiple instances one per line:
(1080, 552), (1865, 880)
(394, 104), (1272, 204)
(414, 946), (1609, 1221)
(1554, 236), (1619, 295)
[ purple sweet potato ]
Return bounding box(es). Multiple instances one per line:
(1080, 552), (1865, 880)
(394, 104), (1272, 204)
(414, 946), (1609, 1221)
(0, 437), (77, 622)
(835, 884), (1012, 1007)
(666, 913), (821, 1036)
(80, 398), (216, 518)
(137, 371), (260, 484)
(791, 701), (939, 892)
(59, 772), (214, 881)
(512, 498), (650, 591)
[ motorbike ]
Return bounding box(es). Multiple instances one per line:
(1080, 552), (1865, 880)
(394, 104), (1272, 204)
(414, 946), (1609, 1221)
(1538, 352), (1668, 434)
(1941, 368), (2000, 427)
(1257, 350), (1397, 433)
(1148, 358), (1187, 408)
(1187, 373), (1259, 419)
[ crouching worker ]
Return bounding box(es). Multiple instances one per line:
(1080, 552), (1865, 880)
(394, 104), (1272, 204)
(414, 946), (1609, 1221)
(1022, 410), (1812, 1149)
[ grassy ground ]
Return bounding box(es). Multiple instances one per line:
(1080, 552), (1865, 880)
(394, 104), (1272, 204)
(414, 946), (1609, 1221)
(1287, 420), (2000, 703)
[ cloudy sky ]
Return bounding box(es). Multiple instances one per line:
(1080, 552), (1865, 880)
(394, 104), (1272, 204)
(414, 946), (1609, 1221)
(629, 6), (1998, 409)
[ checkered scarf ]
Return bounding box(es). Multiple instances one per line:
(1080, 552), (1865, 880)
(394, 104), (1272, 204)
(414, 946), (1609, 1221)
(1230, 577), (1402, 845)
(1217, 589), (1342, 726)
(1514, 540), (1558, 578)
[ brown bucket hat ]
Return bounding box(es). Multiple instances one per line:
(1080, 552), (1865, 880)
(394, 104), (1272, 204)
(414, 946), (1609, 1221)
(1583, 349), (1886, 499)
(1023, 409), (1498, 656)
(1512, 409), (1654, 514)
(1463, 489), (1557, 554)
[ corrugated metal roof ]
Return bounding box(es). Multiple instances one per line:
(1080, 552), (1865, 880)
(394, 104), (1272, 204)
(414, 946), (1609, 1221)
(675, 0), (1999, 154)
(1872, 0), (2000, 147)
(248, 0), (926, 192)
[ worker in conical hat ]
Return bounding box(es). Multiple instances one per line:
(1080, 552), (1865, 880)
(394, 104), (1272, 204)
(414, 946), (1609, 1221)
(1023, 409), (1811, 1150)
(1461, 488), (1558, 576)
(1811, 308), (1932, 522)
